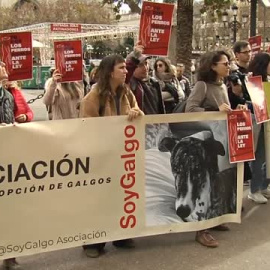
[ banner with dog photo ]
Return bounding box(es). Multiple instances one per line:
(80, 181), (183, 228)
(144, 112), (242, 229)
(0, 113), (243, 259)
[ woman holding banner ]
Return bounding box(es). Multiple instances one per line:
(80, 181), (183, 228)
(185, 50), (235, 248)
(79, 54), (143, 258)
(247, 52), (270, 203)
(43, 69), (84, 120)
(185, 50), (232, 113)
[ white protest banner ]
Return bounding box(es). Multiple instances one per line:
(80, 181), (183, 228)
(0, 113), (243, 259)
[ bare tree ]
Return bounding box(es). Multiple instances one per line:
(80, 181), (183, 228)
(0, 0), (114, 30)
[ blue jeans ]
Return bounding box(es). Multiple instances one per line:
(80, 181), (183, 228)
(250, 127), (270, 193)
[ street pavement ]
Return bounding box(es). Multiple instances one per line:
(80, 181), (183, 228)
(1, 90), (270, 270)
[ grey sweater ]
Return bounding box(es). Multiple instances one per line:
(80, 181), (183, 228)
(185, 81), (230, 112)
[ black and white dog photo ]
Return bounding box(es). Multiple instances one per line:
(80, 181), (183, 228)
(145, 121), (237, 225)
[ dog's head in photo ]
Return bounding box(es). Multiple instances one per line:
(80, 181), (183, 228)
(159, 131), (225, 222)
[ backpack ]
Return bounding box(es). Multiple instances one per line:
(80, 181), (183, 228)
(0, 87), (15, 124)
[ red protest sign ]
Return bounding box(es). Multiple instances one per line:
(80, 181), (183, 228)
(139, 1), (174, 56)
(51, 23), (82, 33)
(227, 110), (255, 163)
(0, 32), (33, 81)
(248, 35), (262, 57)
(246, 76), (270, 124)
(54, 40), (83, 83)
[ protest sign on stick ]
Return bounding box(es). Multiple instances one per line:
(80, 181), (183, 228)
(54, 40), (83, 82)
(248, 35), (262, 57)
(246, 76), (269, 124)
(227, 110), (255, 163)
(0, 32), (33, 81)
(139, 1), (174, 56)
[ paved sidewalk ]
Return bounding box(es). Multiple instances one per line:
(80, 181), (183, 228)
(22, 89), (48, 121)
(0, 185), (269, 269)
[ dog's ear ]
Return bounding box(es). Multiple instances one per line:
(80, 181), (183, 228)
(158, 137), (178, 152)
(204, 138), (225, 156)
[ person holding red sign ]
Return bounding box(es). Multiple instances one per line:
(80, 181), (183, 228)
(43, 69), (84, 120)
(247, 52), (270, 203)
(125, 43), (165, 115)
(79, 54), (143, 258)
(185, 50), (247, 248)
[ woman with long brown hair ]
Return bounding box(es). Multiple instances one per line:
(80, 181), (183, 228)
(80, 54), (143, 119)
(80, 54), (143, 258)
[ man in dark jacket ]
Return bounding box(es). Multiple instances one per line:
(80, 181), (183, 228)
(228, 40), (252, 110)
(126, 46), (165, 115)
(228, 41), (253, 186)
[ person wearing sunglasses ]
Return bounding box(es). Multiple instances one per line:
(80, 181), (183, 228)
(153, 58), (185, 113)
(185, 50), (232, 113)
(184, 50), (234, 248)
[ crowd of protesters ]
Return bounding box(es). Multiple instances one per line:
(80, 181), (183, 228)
(1, 38), (270, 269)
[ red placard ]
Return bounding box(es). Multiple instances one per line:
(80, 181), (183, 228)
(248, 35), (262, 57)
(246, 76), (270, 124)
(51, 23), (82, 33)
(139, 1), (174, 56)
(54, 40), (83, 83)
(0, 32), (33, 81)
(227, 110), (255, 163)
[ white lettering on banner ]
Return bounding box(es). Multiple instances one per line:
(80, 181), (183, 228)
(11, 56), (26, 61)
(64, 54), (81, 58)
(10, 47), (31, 53)
(150, 29), (165, 34)
(151, 20), (170, 25)
(120, 125), (140, 229)
(235, 120), (251, 148)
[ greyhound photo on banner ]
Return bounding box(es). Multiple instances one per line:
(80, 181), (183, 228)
(0, 113), (243, 260)
(145, 115), (238, 226)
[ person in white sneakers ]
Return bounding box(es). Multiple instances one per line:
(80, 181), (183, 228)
(247, 52), (270, 204)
